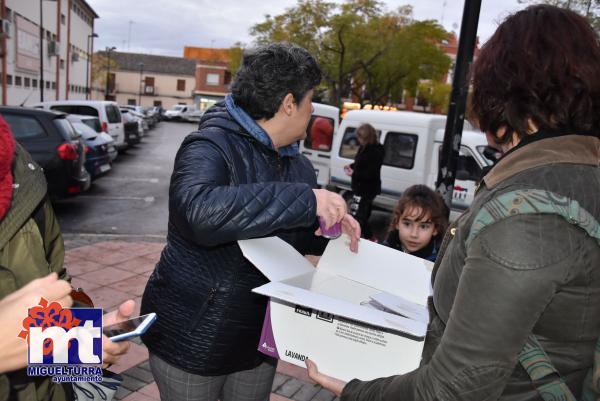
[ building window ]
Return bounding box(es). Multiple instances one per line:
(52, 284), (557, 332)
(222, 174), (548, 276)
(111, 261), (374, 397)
(15, 76), (22, 86)
(206, 73), (219, 86)
(153, 100), (162, 107)
(45, 81), (50, 89)
(60, 59), (65, 69)
(61, 14), (66, 24)
(144, 76), (155, 94)
(6, 75), (12, 85)
(51, 81), (56, 90)
(127, 99), (136, 105)
(32, 79), (38, 88)
(224, 71), (232, 85)
(24, 77), (30, 88)
(176, 79), (185, 91)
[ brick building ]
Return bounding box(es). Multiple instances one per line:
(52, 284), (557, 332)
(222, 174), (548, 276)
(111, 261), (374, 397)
(183, 46), (231, 111)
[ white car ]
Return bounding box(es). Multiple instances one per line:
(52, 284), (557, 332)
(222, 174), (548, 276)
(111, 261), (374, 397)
(32, 100), (127, 150)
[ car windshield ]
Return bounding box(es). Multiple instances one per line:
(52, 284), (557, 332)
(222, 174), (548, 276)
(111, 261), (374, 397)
(71, 121), (98, 139)
(54, 118), (80, 141)
(106, 104), (122, 123)
(80, 118), (102, 133)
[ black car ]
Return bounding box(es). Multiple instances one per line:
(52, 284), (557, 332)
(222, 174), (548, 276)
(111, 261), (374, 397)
(0, 107), (91, 198)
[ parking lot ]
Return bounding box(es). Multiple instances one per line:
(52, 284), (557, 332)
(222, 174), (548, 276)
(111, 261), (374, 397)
(54, 121), (196, 237)
(54, 120), (391, 241)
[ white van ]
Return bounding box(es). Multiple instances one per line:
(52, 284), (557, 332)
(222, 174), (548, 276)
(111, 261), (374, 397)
(329, 110), (493, 215)
(164, 104), (199, 121)
(299, 103), (340, 186)
(32, 100), (126, 150)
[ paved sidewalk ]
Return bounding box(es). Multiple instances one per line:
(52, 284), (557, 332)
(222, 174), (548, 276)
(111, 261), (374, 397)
(64, 237), (338, 401)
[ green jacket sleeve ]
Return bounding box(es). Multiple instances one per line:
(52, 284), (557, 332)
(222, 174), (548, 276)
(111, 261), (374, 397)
(40, 200), (68, 282)
(341, 214), (580, 401)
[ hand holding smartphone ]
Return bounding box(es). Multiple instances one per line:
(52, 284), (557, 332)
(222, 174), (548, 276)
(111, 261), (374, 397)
(103, 313), (157, 342)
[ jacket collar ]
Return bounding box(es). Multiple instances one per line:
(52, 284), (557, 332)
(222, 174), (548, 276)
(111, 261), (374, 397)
(224, 94), (299, 157)
(483, 134), (600, 189)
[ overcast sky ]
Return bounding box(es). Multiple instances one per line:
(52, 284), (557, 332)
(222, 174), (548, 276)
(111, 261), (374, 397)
(87, 0), (525, 57)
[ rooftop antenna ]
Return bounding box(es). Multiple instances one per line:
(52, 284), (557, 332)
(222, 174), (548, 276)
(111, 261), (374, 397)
(19, 90), (34, 107)
(441, 0), (448, 26)
(127, 20), (134, 51)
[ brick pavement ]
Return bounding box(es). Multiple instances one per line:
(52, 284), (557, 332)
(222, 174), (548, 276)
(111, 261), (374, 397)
(64, 237), (338, 401)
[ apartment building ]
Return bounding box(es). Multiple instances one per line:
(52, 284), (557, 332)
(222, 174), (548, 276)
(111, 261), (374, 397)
(91, 51), (196, 109)
(0, 0), (98, 105)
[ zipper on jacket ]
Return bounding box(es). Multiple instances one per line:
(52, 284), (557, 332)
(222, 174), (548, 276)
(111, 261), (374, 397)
(186, 285), (219, 334)
(275, 154), (283, 178)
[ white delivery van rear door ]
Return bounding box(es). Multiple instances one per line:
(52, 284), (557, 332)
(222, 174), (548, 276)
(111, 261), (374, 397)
(300, 103), (339, 187)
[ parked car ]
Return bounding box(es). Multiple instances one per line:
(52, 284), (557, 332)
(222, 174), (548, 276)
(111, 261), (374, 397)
(66, 114), (118, 162)
(32, 100), (127, 150)
(146, 106), (162, 125)
(66, 115), (117, 180)
(119, 109), (142, 146)
(328, 109), (494, 219)
(120, 105), (152, 131)
(69, 121), (113, 180)
(164, 104), (193, 121)
(0, 107), (91, 198)
(67, 114), (119, 163)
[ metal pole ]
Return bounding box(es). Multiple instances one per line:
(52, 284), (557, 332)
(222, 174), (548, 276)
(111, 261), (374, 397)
(435, 0), (482, 212)
(105, 47), (110, 100)
(39, 0), (44, 102)
(138, 62), (143, 105)
(86, 33), (98, 100)
(86, 35), (91, 100)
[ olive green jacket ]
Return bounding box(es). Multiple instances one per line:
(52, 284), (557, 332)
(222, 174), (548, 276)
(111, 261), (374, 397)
(342, 135), (600, 401)
(0, 144), (71, 401)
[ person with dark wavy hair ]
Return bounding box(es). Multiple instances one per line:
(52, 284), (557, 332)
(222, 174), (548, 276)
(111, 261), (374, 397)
(141, 42), (361, 401)
(306, 5), (600, 401)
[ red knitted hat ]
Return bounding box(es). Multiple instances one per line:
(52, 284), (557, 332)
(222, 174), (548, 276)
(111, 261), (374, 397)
(0, 115), (15, 221)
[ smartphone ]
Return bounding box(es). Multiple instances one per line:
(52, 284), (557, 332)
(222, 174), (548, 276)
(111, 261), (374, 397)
(103, 313), (157, 342)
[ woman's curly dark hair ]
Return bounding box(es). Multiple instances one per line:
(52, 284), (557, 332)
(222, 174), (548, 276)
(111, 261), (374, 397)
(468, 5), (600, 144)
(231, 42), (322, 120)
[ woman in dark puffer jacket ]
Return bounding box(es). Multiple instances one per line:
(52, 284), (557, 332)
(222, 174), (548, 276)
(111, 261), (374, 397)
(141, 43), (360, 401)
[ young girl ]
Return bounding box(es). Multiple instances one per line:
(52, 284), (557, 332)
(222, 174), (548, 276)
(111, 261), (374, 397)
(383, 185), (448, 262)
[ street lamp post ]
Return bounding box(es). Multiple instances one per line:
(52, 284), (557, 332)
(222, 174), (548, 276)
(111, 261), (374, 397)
(137, 62), (144, 106)
(86, 33), (98, 100)
(104, 46), (115, 100)
(39, 0), (44, 102)
(39, 0), (57, 102)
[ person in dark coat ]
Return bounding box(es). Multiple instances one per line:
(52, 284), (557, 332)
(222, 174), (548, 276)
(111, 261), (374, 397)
(140, 43), (361, 401)
(344, 123), (384, 239)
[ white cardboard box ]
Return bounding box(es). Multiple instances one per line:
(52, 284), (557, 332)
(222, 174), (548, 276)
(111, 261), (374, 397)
(238, 236), (433, 382)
